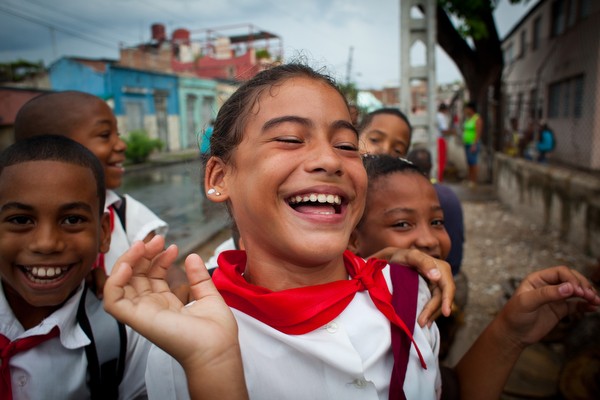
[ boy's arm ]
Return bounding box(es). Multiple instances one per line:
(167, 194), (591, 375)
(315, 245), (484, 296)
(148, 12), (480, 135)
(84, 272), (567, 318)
(104, 236), (248, 400)
(454, 266), (600, 400)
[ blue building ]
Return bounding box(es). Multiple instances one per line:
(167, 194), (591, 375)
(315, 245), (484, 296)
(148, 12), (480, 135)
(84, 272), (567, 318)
(49, 57), (190, 151)
(178, 76), (217, 150)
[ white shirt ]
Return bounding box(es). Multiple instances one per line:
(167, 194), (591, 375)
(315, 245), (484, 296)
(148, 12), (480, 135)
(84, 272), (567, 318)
(205, 237), (236, 270)
(104, 190), (168, 275)
(0, 282), (151, 399)
(145, 266), (442, 400)
(436, 112), (449, 138)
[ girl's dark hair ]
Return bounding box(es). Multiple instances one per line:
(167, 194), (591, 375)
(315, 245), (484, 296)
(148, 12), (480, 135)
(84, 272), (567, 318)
(362, 154), (424, 190)
(357, 154), (426, 229)
(465, 101), (477, 112)
(206, 63), (347, 166)
(0, 135), (106, 213)
(358, 108), (413, 137)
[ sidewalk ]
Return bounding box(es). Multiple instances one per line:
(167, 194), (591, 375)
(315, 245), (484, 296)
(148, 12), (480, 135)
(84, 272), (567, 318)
(442, 182), (598, 399)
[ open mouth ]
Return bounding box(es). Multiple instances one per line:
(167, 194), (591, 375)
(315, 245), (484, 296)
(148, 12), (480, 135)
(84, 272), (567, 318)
(287, 192), (344, 215)
(20, 265), (71, 284)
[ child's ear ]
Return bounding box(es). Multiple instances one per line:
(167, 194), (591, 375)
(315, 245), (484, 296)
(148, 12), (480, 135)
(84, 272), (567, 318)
(347, 230), (360, 256)
(99, 211), (111, 254)
(204, 156), (229, 203)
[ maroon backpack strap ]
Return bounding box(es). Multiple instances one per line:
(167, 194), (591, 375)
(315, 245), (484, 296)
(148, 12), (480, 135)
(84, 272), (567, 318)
(388, 263), (419, 400)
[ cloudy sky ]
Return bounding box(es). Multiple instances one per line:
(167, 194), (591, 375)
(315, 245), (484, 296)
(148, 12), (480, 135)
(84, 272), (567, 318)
(0, 0), (536, 89)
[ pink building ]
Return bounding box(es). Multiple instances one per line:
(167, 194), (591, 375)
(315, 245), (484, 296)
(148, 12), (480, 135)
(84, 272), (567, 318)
(119, 23), (283, 81)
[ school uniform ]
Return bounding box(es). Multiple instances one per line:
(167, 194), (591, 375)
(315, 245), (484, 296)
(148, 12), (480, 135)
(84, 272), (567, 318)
(104, 190), (168, 275)
(0, 282), (151, 399)
(145, 262), (442, 400)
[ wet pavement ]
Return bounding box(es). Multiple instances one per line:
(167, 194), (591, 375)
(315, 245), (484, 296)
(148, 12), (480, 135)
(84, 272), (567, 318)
(121, 156), (230, 262)
(441, 181), (598, 399)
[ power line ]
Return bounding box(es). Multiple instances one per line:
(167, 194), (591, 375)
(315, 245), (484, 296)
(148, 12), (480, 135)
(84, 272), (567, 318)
(21, 0), (125, 45)
(0, 4), (117, 51)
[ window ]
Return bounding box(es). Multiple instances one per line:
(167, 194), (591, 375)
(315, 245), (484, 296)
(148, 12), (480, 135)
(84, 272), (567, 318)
(186, 94), (198, 140)
(551, 0), (566, 37)
(547, 75), (585, 119)
(548, 82), (561, 118)
(529, 88), (538, 119)
(504, 43), (514, 64)
(567, 0), (578, 27)
(580, 0), (591, 18)
(124, 101), (144, 132)
(563, 80), (570, 117)
(532, 17), (541, 50)
(573, 75), (584, 117)
(519, 30), (527, 58)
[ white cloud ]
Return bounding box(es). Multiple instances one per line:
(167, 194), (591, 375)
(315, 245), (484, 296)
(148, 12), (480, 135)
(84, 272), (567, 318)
(0, 0), (530, 89)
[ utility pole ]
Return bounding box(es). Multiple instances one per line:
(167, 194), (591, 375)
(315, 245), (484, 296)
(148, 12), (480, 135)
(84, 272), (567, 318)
(346, 46), (354, 85)
(399, 0), (438, 179)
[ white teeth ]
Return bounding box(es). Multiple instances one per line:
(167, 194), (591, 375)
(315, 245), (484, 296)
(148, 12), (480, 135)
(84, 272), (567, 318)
(288, 193), (342, 206)
(28, 266), (65, 280)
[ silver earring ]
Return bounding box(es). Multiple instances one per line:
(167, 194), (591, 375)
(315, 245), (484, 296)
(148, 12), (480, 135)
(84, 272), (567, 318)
(207, 188), (221, 196)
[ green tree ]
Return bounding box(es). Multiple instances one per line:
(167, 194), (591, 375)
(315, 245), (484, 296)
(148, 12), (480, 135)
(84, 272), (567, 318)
(338, 81), (359, 106)
(0, 59), (45, 82)
(436, 0), (524, 151)
(124, 130), (163, 164)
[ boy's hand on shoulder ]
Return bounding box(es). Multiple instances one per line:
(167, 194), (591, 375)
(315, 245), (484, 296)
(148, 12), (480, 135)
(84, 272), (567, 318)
(497, 265), (600, 348)
(369, 247), (455, 327)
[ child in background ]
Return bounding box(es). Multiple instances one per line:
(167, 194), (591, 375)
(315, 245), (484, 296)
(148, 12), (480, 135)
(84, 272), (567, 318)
(13, 91), (189, 302)
(349, 153), (599, 399)
(358, 107), (412, 157)
(0, 135), (150, 399)
(103, 63), (600, 400)
(406, 148), (467, 362)
(358, 109), (464, 279)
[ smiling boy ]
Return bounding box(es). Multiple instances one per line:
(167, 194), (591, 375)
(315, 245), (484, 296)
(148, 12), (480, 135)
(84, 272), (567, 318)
(0, 135), (149, 399)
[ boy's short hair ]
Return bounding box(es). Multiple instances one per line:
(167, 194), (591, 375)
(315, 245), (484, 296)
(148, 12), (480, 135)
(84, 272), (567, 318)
(358, 107), (413, 136)
(406, 148), (433, 177)
(13, 91), (101, 141)
(0, 135), (106, 212)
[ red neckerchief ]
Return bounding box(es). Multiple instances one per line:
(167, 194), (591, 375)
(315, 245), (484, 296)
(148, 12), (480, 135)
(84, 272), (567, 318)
(0, 327), (60, 399)
(212, 249), (426, 369)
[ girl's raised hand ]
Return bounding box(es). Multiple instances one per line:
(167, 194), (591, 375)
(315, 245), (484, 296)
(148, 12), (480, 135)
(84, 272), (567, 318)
(497, 265), (600, 348)
(103, 236), (247, 399)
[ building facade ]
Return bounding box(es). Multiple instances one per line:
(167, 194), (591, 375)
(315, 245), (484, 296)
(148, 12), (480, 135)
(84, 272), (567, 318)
(501, 0), (598, 171)
(50, 57), (182, 151)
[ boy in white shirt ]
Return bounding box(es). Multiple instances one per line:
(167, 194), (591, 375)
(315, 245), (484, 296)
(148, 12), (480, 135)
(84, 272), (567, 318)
(0, 135), (150, 399)
(13, 91), (189, 302)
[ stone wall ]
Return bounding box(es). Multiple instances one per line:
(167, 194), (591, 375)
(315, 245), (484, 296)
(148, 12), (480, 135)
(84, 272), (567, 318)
(494, 153), (600, 258)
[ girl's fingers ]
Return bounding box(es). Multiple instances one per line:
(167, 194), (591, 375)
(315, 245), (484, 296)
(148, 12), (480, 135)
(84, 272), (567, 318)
(147, 244), (179, 279)
(103, 261), (134, 319)
(185, 254), (221, 302)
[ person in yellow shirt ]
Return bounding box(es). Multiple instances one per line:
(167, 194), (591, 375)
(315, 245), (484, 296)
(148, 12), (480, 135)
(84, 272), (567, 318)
(462, 102), (482, 187)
